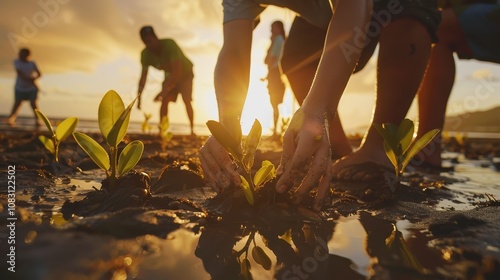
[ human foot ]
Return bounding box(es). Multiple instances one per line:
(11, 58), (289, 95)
(331, 148), (393, 182)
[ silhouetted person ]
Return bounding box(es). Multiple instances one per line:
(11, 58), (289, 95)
(137, 25), (196, 135)
(264, 20), (286, 137)
(8, 48), (42, 126)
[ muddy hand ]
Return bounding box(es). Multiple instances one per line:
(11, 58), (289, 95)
(200, 136), (241, 192)
(276, 108), (332, 210)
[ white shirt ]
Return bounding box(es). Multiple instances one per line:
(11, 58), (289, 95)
(14, 59), (39, 91)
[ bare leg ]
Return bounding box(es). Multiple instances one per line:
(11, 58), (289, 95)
(332, 18), (432, 179)
(183, 98), (195, 135)
(160, 100), (169, 125)
(272, 103), (279, 135)
(8, 100), (23, 125)
(29, 99), (41, 126)
(417, 9), (462, 167)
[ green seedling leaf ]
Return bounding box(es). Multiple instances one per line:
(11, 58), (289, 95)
(240, 175), (254, 205)
(160, 116), (170, 133)
(397, 118), (414, 154)
(35, 109), (54, 135)
(207, 120), (242, 160)
(38, 135), (55, 154)
(107, 96), (136, 147)
(383, 141), (398, 173)
(73, 132), (110, 171)
(239, 258), (252, 280)
(55, 117), (78, 141)
(402, 129), (439, 171)
(253, 160), (276, 187)
(98, 90), (125, 141)
(386, 225), (425, 272)
(243, 119), (262, 170)
(117, 140), (144, 177)
(252, 245), (272, 270)
(373, 123), (398, 152)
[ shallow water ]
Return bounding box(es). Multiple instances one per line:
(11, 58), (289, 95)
(2, 140), (500, 279)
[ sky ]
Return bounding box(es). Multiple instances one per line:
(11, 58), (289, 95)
(1, 0), (500, 135)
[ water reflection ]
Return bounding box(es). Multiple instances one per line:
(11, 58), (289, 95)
(194, 210), (442, 280)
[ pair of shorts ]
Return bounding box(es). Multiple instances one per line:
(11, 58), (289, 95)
(164, 71), (194, 103)
(223, 0), (332, 29)
(266, 67), (285, 106)
(281, 0), (441, 74)
(457, 4), (500, 63)
(15, 89), (38, 101)
(355, 0), (442, 72)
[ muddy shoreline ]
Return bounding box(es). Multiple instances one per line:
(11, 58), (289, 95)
(1, 130), (499, 279)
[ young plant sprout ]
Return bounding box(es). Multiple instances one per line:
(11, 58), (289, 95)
(141, 112), (152, 134)
(73, 90), (144, 190)
(373, 118), (439, 179)
(207, 119), (276, 205)
(159, 116), (173, 151)
(237, 231), (272, 279)
(35, 109), (78, 163)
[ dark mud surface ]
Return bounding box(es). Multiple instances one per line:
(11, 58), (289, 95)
(1, 131), (499, 279)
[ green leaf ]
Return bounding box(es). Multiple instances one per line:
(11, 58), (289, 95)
(243, 119), (262, 170)
(383, 141), (398, 173)
(73, 132), (110, 171)
(55, 117), (79, 141)
(160, 116), (170, 133)
(38, 135), (55, 154)
(253, 160), (276, 187)
(35, 109), (54, 135)
(98, 90), (125, 141)
(106, 96), (136, 147)
(397, 119), (414, 154)
(206, 120), (242, 160)
(252, 245), (272, 270)
(240, 175), (254, 205)
(386, 225), (425, 273)
(401, 129), (440, 171)
(373, 123), (398, 152)
(117, 140), (144, 177)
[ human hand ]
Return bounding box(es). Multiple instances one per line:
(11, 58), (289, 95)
(154, 91), (164, 102)
(275, 108), (332, 210)
(200, 136), (241, 192)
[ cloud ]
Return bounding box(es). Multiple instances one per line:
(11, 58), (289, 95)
(0, 0), (222, 74)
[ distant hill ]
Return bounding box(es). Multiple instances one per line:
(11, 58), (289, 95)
(444, 106), (500, 133)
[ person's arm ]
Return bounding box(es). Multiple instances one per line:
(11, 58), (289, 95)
(215, 19), (254, 134)
(276, 0), (373, 209)
(137, 67), (148, 109)
(199, 19), (254, 191)
(156, 59), (182, 100)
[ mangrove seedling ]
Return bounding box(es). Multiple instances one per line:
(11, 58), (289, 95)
(35, 109), (78, 163)
(159, 116), (173, 151)
(236, 230), (272, 279)
(141, 112), (152, 134)
(373, 118), (439, 180)
(73, 90), (144, 190)
(207, 119), (276, 205)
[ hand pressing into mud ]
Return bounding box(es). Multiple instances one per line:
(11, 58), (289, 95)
(276, 108), (332, 211)
(200, 136), (241, 192)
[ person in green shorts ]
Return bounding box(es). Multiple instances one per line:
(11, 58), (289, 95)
(137, 25), (196, 135)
